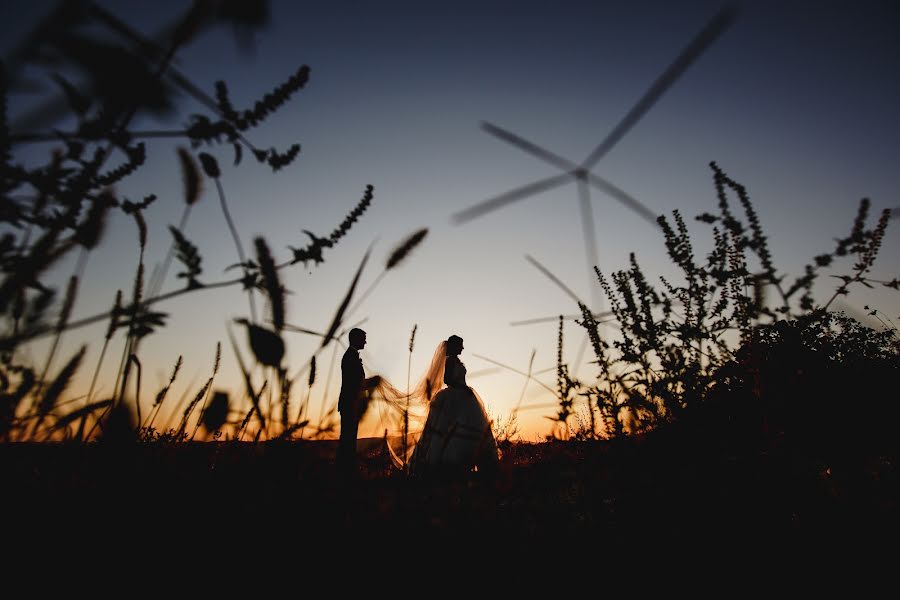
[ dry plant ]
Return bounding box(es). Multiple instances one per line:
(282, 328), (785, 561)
(0, 2), (428, 443)
(558, 163), (899, 442)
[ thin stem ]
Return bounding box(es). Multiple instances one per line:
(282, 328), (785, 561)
(132, 355), (142, 430)
(404, 350), (411, 468)
(147, 205), (192, 300)
(10, 129), (192, 144)
(82, 339), (112, 441)
(298, 389), (311, 439)
(7, 276), (244, 347)
(85, 333), (130, 440)
(344, 270), (386, 323)
(213, 177), (257, 322)
(265, 366), (273, 440)
(190, 372), (217, 441)
(317, 342), (340, 434)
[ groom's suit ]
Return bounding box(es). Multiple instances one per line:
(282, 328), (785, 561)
(337, 346), (365, 471)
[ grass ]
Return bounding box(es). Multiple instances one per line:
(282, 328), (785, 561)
(2, 431), (895, 547)
(1, 2), (898, 550)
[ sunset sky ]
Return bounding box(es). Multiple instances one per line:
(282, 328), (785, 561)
(3, 0), (898, 439)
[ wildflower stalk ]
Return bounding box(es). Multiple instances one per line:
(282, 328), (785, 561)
(403, 324), (417, 468)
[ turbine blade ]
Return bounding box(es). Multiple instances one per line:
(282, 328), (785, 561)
(481, 121), (578, 172)
(581, 3), (739, 170)
(510, 312), (615, 326)
(587, 172), (659, 226)
(525, 254), (583, 305)
(577, 178), (600, 272)
(452, 172), (572, 224)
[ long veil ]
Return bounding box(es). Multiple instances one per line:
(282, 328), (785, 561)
(368, 341), (447, 468)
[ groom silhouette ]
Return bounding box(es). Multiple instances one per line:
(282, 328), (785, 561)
(337, 327), (367, 474)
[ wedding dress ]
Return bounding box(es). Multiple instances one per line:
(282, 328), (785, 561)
(408, 355), (499, 476)
(376, 340), (499, 475)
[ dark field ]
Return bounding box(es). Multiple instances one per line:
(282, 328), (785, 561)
(4, 426), (896, 552)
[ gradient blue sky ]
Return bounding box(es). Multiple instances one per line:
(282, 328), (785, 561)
(4, 0), (899, 439)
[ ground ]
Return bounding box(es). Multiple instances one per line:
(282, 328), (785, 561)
(3, 427), (895, 554)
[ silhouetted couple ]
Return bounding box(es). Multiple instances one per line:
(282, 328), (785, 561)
(337, 328), (499, 477)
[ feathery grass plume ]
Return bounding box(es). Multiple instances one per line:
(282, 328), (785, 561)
(236, 406), (254, 440)
(403, 323), (418, 467)
(264, 144), (301, 171)
(198, 151), (220, 178)
(346, 227), (428, 319)
(95, 142), (146, 186)
(279, 373), (292, 432)
(75, 189), (116, 250)
(289, 185), (375, 266)
(408, 324), (418, 354)
(242, 65), (311, 128)
(177, 146), (202, 205)
(190, 342), (220, 439)
(320, 247), (371, 349)
(127, 260), (144, 334)
(296, 354), (316, 435)
(168, 226), (203, 288)
(387, 228), (428, 270)
(214, 81), (239, 122)
(179, 377), (212, 436)
(154, 355), (182, 408)
(254, 236), (283, 331)
(147, 354), (182, 429)
(238, 381), (267, 438)
(31, 345), (85, 438)
(201, 391), (229, 436)
(121, 195), (157, 252)
(330, 184), (374, 244)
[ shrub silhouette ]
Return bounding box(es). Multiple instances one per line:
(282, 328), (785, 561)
(567, 162), (898, 451)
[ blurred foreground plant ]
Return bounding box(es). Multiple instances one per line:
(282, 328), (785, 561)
(0, 2), (422, 442)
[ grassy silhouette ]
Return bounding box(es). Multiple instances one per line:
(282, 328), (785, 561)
(0, 1), (897, 548)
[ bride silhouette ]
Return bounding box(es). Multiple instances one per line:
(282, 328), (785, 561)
(379, 335), (499, 476)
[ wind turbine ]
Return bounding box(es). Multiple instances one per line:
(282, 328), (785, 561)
(452, 4), (738, 306)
